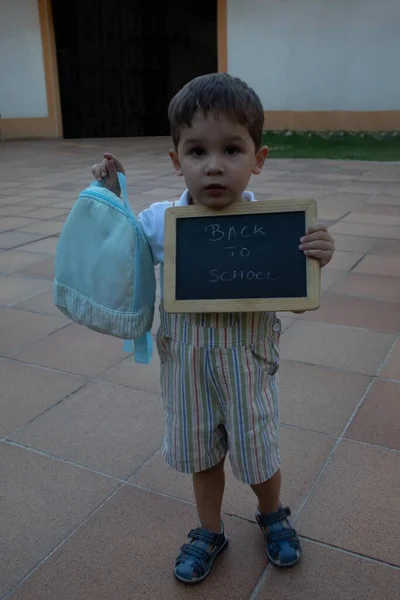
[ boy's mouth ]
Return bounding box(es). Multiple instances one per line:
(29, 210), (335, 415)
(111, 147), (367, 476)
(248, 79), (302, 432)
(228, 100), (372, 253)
(204, 184), (227, 197)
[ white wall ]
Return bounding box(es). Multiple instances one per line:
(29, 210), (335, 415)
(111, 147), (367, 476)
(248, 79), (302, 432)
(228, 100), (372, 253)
(0, 0), (48, 118)
(227, 0), (400, 111)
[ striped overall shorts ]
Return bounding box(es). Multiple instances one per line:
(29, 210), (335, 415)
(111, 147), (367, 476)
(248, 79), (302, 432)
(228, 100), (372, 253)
(156, 306), (281, 485)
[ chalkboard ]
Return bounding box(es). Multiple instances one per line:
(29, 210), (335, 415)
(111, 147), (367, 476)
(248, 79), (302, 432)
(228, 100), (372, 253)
(164, 199), (320, 313)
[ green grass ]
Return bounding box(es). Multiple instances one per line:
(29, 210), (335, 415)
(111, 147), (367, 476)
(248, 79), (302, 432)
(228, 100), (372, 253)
(262, 131), (400, 161)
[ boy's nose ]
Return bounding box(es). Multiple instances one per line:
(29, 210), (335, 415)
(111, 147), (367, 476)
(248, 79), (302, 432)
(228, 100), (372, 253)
(205, 157), (224, 175)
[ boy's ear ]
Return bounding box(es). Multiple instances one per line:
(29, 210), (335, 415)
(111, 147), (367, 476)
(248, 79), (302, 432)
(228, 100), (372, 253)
(252, 146), (269, 175)
(169, 149), (183, 176)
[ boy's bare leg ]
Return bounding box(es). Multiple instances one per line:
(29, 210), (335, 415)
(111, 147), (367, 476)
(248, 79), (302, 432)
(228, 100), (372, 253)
(193, 459), (225, 533)
(251, 469), (281, 514)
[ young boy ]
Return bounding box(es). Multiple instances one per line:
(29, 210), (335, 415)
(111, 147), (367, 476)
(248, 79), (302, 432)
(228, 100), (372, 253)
(92, 73), (335, 584)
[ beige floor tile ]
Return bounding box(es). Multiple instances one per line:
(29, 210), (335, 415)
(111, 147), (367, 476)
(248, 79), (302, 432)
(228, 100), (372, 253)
(10, 380), (163, 478)
(382, 187), (400, 197)
(0, 360), (85, 436)
(256, 540), (400, 600)
(17, 195), (70, 207)
(331, 272), (400, 302)
(131, 427), (334, 520)
(342, 212), (400, 226)
(354, 255), (400, 277)
(8, 485), (267, 600)
(379, 339), (400, 380)
(22, 207), (69, 219)
(368, 194), (400, 205)
(345, 379), (400, 450)
(317, 207), (351, 221)
(16, 220), (64, 236)
(300, 293), (400, 334)
(0, 216), (40, 231)
(358, 203), (400, 216)
(143, 187), (182, 196)
(280, 320), (395, 375)
(297, 440), (400, 565)
(0, 274), (52, 306)
(371, 238), (400, 255)
(15, 323), (126, 376)
(100, 353), (161, 395)
(1, 181), (30, 189)
(330, 233), (376, 253)
(18, 255), (54, 280)
(0, 443), (118, 598)
(0, 308), (68, 355)
(279, 361), (371, 435)
(13, 289), (61, 316)
(324, 250), (364, 271)
(0, 204), (40, 216)
(51, 200), (74, 209)
(277, 315), (297, 331)
(0, 230), (44, 250)
(0, 250), (50, 274)
(323, 191), (373, 207)
(19, 236), (59, 255)
(329, 221), (400, 239)
(320, 268), (346, 291)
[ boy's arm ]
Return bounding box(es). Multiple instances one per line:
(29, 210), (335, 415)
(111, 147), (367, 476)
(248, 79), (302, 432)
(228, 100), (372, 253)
(138, 202), (170, 266)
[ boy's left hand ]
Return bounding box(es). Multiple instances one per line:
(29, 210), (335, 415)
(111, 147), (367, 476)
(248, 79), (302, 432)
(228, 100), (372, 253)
(299, 223), (335, 267)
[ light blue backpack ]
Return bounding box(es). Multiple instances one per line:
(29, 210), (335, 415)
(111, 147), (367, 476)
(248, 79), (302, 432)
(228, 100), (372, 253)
(53, 172), (156, 363)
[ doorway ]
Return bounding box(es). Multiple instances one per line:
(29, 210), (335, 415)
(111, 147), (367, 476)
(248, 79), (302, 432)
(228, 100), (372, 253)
(52, 1), (218, 139)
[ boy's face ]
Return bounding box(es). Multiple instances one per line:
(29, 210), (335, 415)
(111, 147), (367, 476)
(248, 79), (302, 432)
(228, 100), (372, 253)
(169, 111), (268, 209)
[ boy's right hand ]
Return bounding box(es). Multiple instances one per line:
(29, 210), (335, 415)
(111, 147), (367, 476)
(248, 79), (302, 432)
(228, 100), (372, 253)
(91, 153), (125, 197)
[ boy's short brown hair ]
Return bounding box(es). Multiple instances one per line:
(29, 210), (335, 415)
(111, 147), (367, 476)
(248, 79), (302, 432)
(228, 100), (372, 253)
(168, 73), (265, 150)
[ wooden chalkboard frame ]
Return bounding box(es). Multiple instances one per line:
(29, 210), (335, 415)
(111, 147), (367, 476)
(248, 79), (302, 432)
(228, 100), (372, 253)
(164, 199), (320, 313)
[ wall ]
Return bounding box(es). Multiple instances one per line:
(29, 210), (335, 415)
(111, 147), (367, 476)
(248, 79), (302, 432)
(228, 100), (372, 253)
(227, 0), (400, 130)
(0, 0), (48, 118)
(0, 0), (61, 138)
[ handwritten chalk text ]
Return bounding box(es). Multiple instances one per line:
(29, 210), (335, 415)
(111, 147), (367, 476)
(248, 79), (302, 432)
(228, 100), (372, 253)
(224, 246), (251, 258)
(209, 270), (276, 283)
(205, 224), (266, 242)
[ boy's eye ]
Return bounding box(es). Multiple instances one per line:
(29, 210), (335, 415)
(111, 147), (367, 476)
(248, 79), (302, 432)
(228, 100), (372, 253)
(189, 146), (206, 157)
(225, 145), (240, 156)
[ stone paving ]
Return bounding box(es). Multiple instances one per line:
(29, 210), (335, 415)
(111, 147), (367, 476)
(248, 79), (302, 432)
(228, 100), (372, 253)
(0, 138), (399, 599)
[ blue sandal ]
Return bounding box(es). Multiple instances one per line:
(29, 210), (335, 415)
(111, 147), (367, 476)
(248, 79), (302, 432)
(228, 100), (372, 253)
(174, 523), (228, 584)
(256, 506), (302, 567)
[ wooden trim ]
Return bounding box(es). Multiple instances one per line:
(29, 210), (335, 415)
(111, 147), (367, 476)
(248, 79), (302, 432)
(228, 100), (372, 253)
(164, 199), (320, 314)
(264, 110), (400, 132)
(2, 0), (61, 139)
(41, 0), (62, 137)
(217, 0), (228, 72)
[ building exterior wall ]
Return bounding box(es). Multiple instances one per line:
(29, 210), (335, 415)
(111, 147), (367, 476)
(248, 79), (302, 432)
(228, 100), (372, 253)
(1, 0), (399, 138)
(0, 0), (61, 138)
(226, 0), (400, 130)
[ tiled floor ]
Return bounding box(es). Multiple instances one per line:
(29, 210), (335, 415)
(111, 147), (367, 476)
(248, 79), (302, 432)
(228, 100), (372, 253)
(1, 139), (399, 599)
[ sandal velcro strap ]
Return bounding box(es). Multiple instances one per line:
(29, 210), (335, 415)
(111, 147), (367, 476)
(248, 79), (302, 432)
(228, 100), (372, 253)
(259, 506), (291, 528)
(267, 528), (298, 544)
(179, 543), (211, 563)
(188, 528), (219, 545)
